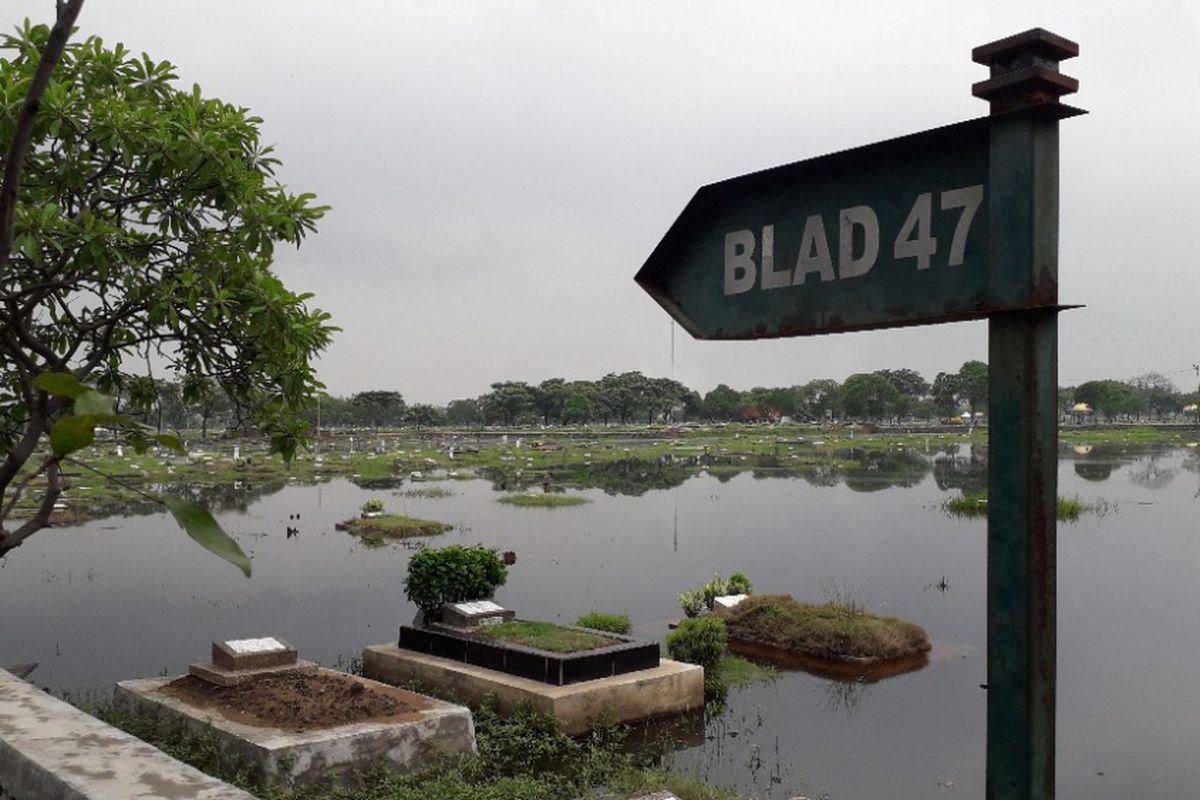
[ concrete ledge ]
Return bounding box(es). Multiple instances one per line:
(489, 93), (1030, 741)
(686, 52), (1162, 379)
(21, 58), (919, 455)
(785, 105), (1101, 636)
(0, 668), (254, 800)
(363, 643), (704, 736)
(114, 669), (475, 788)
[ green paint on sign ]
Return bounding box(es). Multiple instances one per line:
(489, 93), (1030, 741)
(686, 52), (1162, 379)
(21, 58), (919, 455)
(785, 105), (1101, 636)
(637, 117), (1011, 339)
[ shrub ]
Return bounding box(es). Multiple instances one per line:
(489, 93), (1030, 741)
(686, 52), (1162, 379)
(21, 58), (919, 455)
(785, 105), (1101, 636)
(678, 572), (753, 617)
(361, 498), (385, 513)
(678, 590), (705, 618)
(405, 545), (509, 613)
(667, 617), (728, 670)
(575, 612), (632, 634)
(727, 572), (753, 595)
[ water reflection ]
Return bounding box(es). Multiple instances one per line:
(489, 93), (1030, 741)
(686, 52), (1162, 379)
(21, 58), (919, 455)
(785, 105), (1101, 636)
(932, 446), (988, 495)
(482, 449), (943, 497)
(729, 640), (930, 685)
(841, 448), (930, 492)
(819, 678), (873, 717)
(1128, 454), (1178, 490)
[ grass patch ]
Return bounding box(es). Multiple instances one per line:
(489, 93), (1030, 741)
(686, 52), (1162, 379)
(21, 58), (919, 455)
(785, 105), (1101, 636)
(724, 593), (930, 662)
(574, 612), (632, 634)
(497, 494), (590, 508)
(398, 486), (455, 499)
(478, 621), (617, 653)
(943, 493), (989, 517)
(337, 514), (452, 547)
(941, 493), (1095, 521)
(715, 653), (777, 689)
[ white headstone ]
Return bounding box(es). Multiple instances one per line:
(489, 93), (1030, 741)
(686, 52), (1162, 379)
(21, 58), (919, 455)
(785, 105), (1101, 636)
(225, 637), (287, 655)
(452, 600), (506, 616)
(712, 594), (749, 612)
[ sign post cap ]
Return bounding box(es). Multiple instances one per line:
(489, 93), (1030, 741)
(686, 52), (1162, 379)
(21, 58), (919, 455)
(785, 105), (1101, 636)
(972, 28), (1079, 113)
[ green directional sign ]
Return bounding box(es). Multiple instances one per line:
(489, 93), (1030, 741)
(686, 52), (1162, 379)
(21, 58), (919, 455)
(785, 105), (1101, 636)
(636, 117), (1009, 339)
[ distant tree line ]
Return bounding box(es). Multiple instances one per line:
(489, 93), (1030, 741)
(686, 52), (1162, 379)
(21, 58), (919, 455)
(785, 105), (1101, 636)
(302, 365), (1200, 429)
(111, 365), (1200, 434)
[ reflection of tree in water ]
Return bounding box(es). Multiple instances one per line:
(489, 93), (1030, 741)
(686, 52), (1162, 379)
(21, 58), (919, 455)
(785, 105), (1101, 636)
(544, 459), (695, 497)
(841, 448), (931, 493)
(1180, 450), (1200, 496)
(819, 678), (872, 717)
(349, 476), (406, 490)
(932, 446), (988, 495)
(161, 480), (287, 514)
(1072, 444), (1125, 482)
(1128, 454), (1178, 490)
(799, 462), (844, 488)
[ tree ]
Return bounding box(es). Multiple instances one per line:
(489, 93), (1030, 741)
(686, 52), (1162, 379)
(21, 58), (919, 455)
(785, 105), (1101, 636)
(701, 384), (741, 421)
(481, 382), (534, 426)
(956, 361), (989, 414)
(182, 374), (231, 439)
(840, 373), (901, 420)
(532, 378), (568, 426)
(405, 403), (441, 430)
(0, 14), (333, 566)
(875, 368), (929, 400)
(444, 398), (482, 427)
(1075, 380), (1142, 420)
(561, 390), (594, 424)
(647, 377), (688, 423)
(351, 391), (405, 428)
(931, 372), (961, 415)
(1129, 372), (1181, 419)
(795, 379), (841, 420)
(596, 372), (650, 424)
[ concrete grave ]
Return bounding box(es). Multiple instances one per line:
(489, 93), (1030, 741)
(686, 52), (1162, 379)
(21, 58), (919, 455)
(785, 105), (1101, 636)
(364, 644), (703, 736)
(115, 669), (475, 788)
(398, 621), (659, 685)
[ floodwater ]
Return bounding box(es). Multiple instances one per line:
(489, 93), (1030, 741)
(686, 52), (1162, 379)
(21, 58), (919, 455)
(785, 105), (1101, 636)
(1, 443), (1197, 799)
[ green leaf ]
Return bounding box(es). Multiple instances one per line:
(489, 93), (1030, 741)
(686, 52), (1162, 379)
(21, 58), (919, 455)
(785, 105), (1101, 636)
(155, 433), (185, 453)
(163, 497), (252, 578)
(35, 372), (87, 399)
(73, 390), (115, 416)
(49, 415), (95, 456)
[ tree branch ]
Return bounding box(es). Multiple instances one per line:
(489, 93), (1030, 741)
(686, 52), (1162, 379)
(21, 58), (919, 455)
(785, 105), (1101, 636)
(0, 0), (86, 272)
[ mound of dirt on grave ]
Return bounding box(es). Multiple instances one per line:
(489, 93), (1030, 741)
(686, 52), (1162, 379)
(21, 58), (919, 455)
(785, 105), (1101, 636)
(161, 670), (432, 732)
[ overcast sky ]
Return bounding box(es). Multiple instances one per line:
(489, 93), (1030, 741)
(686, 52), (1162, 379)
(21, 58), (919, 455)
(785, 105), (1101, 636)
(12, 1), (1200, 402)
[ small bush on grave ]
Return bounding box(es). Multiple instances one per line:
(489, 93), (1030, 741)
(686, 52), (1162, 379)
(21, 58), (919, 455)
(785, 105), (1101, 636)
(404, 544), (509, 613)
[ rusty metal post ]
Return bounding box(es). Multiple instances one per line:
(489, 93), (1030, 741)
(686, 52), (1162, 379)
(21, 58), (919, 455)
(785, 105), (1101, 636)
(973, 29), (1082, 800)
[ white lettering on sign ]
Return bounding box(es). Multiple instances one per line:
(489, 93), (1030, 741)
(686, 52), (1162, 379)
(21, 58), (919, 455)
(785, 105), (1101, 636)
(722, 185), (984, 296)
(838, 205), (879, 279)
(794, 214), (835, 285)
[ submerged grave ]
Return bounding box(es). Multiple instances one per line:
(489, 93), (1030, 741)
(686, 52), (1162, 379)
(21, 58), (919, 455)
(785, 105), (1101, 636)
(722, 593), (931, 675)
(115, 636), (475, 787)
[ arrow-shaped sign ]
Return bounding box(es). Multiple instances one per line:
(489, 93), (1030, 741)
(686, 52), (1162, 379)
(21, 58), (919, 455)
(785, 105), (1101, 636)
(636, 117), (1010, 339)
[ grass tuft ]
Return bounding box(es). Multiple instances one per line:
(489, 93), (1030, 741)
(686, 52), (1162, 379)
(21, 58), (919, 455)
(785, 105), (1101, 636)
(498, 494), (590, 508)
(337, 514), (452, 547)
(477, 621), (617, 653)
(574, 611), (632, 635)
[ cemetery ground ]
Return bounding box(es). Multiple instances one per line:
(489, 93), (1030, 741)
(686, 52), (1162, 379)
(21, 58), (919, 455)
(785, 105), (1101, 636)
(8, 420), (1195, 525)
(91, 687), (735, 800)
